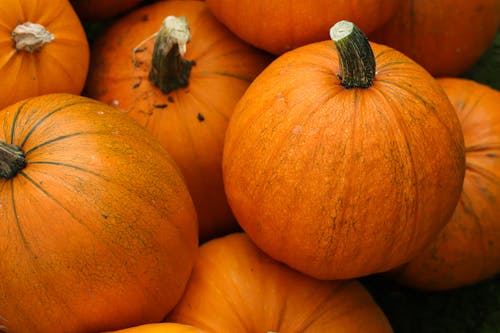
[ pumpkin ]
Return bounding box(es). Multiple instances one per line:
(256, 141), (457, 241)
(0, 0), (90, 110)
(222, 21), (466, 280)
(167, 233), (394, 332)
(85, 0), (272, 243)
(204, 0), (399, 55)
(388, 78), (500, 290)
(104, 323), (207, 333)
(0, 94), (198, 333)
(369, 0), (500, 77)
(70, 0), (144, 21)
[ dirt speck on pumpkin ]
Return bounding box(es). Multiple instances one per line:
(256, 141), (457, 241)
(197, 113), (205, 122)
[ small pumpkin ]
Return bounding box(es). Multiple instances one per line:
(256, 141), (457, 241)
(104, 323), (207, 333)
(167, 233), (394, 332)
(388, 78), (500, 290)
(205, 0), (399, 55)
(86, 0), (272, 243)
(0, 94), (198, 333)
(369, 0), (500, 77)
(70, 0), (144, 21)
(222, 21), (466, 280)
(0, 0), (90, 110)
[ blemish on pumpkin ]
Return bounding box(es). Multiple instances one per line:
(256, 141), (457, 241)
(486, 152), (497, 158)
(167, 96), (174, 103)
(111, 100), (119, 107)
(197, 113), (205, 122)
(102, 213), (109, 219)
(141, 15), (149, 22)
(154, 104), (167, 109)
(132, 80), (142, 89)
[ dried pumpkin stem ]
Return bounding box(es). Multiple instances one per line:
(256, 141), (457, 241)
(0, 142), (27, 179)
(330, 20), (375, 88)
(11, 22), (54, 53)
(149, 16), (195, 94)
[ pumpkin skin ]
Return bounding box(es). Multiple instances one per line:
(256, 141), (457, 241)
(86, 0), (272, 243)
(70, 0), (143, 21)
(222, 31), (466, 280)
(204, 0), (399, 55)
(369, 0), (500, 77)
(0, 94), (198, 333)
(167, 233), (394, 333)
(104, 323), (207, 333)
(0, 0), (90, 110)
(388, 78), (500, 290)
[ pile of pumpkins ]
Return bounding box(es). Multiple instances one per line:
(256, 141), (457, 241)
(0, 0), (499, 332)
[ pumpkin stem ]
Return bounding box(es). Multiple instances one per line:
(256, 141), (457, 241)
(11, 22), (54, 53)
(0, 142), (27, 179)
(148, 16), (195, 94)
(330, 20), (375, 89)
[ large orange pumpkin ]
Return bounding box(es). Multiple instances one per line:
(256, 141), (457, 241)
(70, 0), (144, 21)
(167, 233), (394, 332)
(0, 0), (90, 110)
(205, 0), (399, 55)
(369, 0), (500, 77)
(388, 78), (500, 290)
(0, 94), (198, 333)
(222, 21), (466, 280)
(85, 0), (272, 243)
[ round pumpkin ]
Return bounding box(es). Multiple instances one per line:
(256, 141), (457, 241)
(222, 21), (466, 280)
(388, 78), (500, 290)
(369, 0), (500, 77)
(0, 94), (198, 333)
(104, 323), (207, 333)
(85, 0), (272, 243)
(167, 232), (393, 332)
(0, 0), (90, 110)
(70, 0), (144, 21)
(204, 0), (399, 55)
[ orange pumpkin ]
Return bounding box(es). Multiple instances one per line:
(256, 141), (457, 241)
(0, 0), (90, 110)
(205, 0), (399, 55)
(167, 233), (394, 332)
(222, 21), (466, 280)
(70, 0), (144, 21)
(369, 0), (500, 77)
(85, 0), (272, 243)
(388, 78), (500, 290)
(104, 323), (207, 333)
(0, 94), (198, 333)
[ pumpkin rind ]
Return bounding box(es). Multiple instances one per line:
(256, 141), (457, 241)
(0, 94), (198, 333)
(388, 78), (500, 290)
(0, 0), (90, 109)
(369, 0), (500, 77)
(222, 26), (466, 280)
(167, 233), (394, 332)
(205, 0), (399, 55)
(85, 0), (272, 243)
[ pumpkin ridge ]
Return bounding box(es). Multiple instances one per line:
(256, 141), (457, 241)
(465, 160), (500, 185)
(367, 83), (422, 256)
(292, 281), (347, 331)
(23, 130), (109, 156)
(193, 70), (255, 83)
(8, 99), (29, 144)
(19, 100), (100, 148)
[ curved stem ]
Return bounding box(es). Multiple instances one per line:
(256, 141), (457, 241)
(330, 20), (375, 89)
(0, 142), (27, 179)
(11, 22), (54, 53)
(149, 16), (195, 94)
